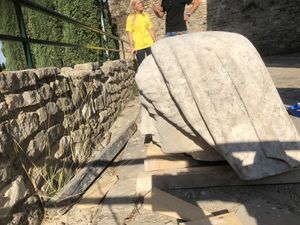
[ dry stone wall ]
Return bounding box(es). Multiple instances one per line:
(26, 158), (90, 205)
(108, 0), (299, 55)
(0, 59), (135, 224)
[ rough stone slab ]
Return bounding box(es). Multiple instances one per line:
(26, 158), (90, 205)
(36, 102), (60, 125)
(0, 70), (37, 93)
(74, 62), (99, 71)
(2, 176), (30, 216)
(47, 124), (64, 146)
(50, 79), (70, 96)
(60, 67), (90, 79)
(5, 90), (41, 110)
(10, 112), (40, 143)
(34, 67), (59, 80)
(136, 31), (300, 180)
(57, 97), (74, 112)
(0, 101), (8, 117)
(38, 83), (54, 101)
(27, 130), (48, 160)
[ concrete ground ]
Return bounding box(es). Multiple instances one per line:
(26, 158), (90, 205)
(46, 52), (300, 225)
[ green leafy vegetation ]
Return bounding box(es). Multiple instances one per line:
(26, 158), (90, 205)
(0, 0), (119, 70)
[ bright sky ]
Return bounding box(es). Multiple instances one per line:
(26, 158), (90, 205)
(0, 42), (6, 64)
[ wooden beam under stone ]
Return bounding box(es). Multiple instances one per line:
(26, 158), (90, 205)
(137, 166), (300, 193)
(143, 188), (211, 220)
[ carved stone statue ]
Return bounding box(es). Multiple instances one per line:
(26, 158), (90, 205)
(135, 31), (300, 180)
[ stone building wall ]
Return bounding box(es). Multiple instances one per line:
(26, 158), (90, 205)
(109, 0), (299, 56)
(0, 59), (135, 224)
(207, 0), (300, 55)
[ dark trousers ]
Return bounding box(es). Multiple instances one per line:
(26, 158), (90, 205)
(136, 47), (152, 65)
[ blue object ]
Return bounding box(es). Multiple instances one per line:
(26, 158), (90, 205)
(288, 103), (300, 117)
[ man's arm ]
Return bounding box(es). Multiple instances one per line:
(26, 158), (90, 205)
(152, 3), (165, 18)
(184, 0), (200, 21)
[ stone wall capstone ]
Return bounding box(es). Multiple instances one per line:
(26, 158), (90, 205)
(0, 59), (135, 224)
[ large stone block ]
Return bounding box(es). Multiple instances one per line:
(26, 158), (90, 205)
(38, 83), (53, 101)
(10, 112), (40, 143)
(74, 62), (99, 71)
(27, 130), (48, 160)
(1, 175), (30, 216)
(60, 67), (90, 79)
(0, 101), (8, 118)
(57, 97), (74, 112)
(0, 125), (12, 157)
(5, 90), (41, 110)
(50, 78), (70, 96)
(0, 70), (37, 93)
(36, 102), (60, 126)
(47, 124), (64, 146)
(34, 67), (59, 80)
(136, 31), (300, 180)
(63, 109), (83, 129)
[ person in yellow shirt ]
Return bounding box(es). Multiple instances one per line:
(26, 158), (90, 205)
(126, 0), (156, 65)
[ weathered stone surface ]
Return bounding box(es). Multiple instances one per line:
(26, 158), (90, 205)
(27, 130), (48, 159)
(10, 112), (40, 143)
(71, 80), (87, 106)
(99, 110), (108, 123)
(0, 101), (8, 117)
(0, 159), (13, 186)
(57, 97), (74, 112)
(136, 32), (300, 180)
(54, 136), (73, 159)
(2, 176), (30, 215)
(60, 67), (90, 79)
(93, 79), (103, 93)
(74, 62), (99, 71)
(36, 102), (59, 125)
(0, 125), (11, 156)
(5, 90), (41, 110)
(50, 79), (70, 96)
(74, 139), (92, 164)
(63, 109), (83, 129)
(81, 102), (94, 121)
(34, 67), (59, 80)
(94, 95), (105, 111)
(38, 83), (53, 100)
(0, 70), (37, 93)
(70, 125), (91, 143)
(47, 124), (64, 146)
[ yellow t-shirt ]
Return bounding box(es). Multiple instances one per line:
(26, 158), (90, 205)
(126, 13), (154, 51)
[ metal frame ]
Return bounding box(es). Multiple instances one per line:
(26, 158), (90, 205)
(1, 0), (128, 68)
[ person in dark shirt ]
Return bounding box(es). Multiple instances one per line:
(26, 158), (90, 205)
(153, 0), (200, 37)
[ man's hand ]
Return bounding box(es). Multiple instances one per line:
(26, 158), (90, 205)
(153, 3), (164, 18)
(152, 4), (163, 13)
(184, 13), (190, 21)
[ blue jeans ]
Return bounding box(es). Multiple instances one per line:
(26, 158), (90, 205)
(136, 47), (152, 65)
(165, 31), (188, 37)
